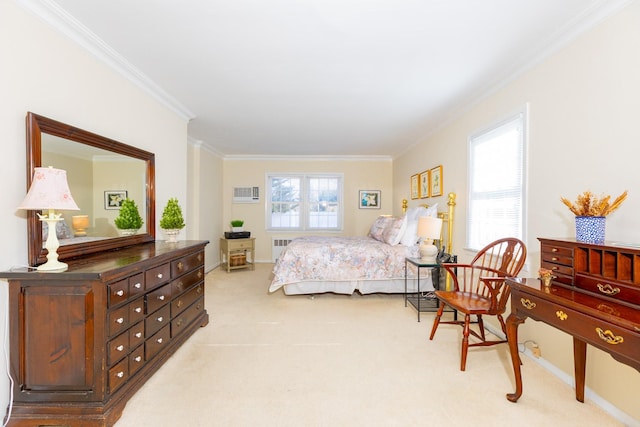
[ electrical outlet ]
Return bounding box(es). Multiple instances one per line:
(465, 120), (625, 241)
(532, 344), (541, 358)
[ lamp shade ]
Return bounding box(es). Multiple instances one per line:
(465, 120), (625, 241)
(417, 216), (443, 240)
(18, 167), (79, 211)
(72, 215), (90, 229)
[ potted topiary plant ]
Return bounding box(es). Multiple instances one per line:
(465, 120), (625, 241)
(160, 197), (185, 242)
(114, 198), (144, 235)
(230, 219), (244, 232)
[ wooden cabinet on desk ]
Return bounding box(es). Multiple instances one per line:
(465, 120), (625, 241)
(0, 240), (209, 427)
(505, 238), (640, 403)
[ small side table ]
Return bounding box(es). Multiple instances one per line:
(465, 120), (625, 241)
(220, 237), (255, 273)
(404, 257), (440, 322)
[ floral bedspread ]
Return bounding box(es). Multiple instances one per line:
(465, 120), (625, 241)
(269, 236), (420, 292)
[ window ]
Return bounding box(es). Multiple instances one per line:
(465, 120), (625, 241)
(467, 107), (527, 251)
(267, 174), (343, 231)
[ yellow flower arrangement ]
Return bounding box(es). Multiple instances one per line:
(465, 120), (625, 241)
(538, 268), (555, 279)
(560, 190), (628, 217)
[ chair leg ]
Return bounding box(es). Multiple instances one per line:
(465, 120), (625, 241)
(429, 301), (445, 340)
(461, 313), (471, 371)
(477, 315), (486, 341)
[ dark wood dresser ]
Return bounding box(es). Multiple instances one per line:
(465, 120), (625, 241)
(0, 240), (209, 426)
(505, 238), (640, 402)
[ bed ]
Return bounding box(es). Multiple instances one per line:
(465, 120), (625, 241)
(269, 193), (456, 295)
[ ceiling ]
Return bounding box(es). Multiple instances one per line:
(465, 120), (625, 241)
(39, 0), (628, 157)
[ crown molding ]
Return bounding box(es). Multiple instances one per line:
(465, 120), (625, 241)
(17, 0), (195, 121)
(223, 154), (393, 162)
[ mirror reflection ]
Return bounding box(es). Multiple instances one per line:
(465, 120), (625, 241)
(42, 134), (147, 245)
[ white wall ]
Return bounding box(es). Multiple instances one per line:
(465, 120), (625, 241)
(394, 2), (640, 421)
(0, 0), (190, 418)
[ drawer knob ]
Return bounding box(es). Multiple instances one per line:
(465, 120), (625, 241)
(157, 273), (163, 279)
(198, 271), (203, 279)
(551, 248), (558, 252)
(134, 282), (142, 289)
(177, 281), (184, 290)
(177, 262), (184, 271)
(157, 338), (163, 344)
(555, 311), (568, 321)
(177, 300), (183, 308)
(135, 332), (142, 338)
(551, 257), (558, 261)
(198, 253), (203, 261)
(520, 298), (536, 310)
(596, 283), (620, 296)
(116, 371), (124, 378)
(158, 295), (166, 301)
(134, 356), (142, 362)
(116, 345), (125, 352)
(176, 319), (183, 327)
(156, 316), (164, 322)
(595, 328), (624, 345)
(116, 290), (125, 297)
(197, 286), (202, 294)
(116, 317), (124, 324)
(135, 307), (142, 313)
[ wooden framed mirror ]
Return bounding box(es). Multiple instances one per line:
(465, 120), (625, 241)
(26, 112), (155, 266)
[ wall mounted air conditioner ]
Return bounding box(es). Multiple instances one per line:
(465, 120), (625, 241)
(233, 186), (260, 203)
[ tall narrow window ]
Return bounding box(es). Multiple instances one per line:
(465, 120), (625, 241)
(267, 174), (342, 231)
(467, 107), (527, 251)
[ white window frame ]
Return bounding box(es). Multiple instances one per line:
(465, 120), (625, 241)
(466, 105), (528, 252)
(266, 173), (344, 232)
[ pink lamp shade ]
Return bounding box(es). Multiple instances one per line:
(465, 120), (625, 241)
(18, 167), (80, 212)
(18, 167), (79, 272)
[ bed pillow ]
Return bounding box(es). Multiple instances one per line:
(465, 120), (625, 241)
(383, 216), (407, 246)
(400, 219), (419, 246)
(368, 216), (392, 241)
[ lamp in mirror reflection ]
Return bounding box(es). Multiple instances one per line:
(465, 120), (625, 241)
(417, 216), (443, 263)
(72, 215), (90, 237)
(18, 167), (79, 272)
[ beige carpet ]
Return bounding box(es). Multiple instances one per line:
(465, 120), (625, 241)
(115, 263), (623, 426)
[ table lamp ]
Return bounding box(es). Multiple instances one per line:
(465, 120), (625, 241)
(72, 215), (90, 236)
(417, 216), (443, 263)
(18, 167), (80, 272)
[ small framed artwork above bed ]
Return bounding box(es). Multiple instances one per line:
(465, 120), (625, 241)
(419, 170), (429, 199)
(410, 174), (420, 199)
(269, 193), (457, 296)
(359, 190), (381, 209)
(430, 165), (443, 197)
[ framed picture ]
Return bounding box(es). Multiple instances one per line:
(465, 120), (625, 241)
(104, 190), (128, 210)
(430, 165), (443, 197)
(419, 170), (430, 199)
(359, 190), (381, 209)
(410, 174), (420, 200)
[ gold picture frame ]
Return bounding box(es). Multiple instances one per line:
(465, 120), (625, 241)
(430, 165), (443, 197)
(410, 174), (420, 200)
(419, 170), (430, 199)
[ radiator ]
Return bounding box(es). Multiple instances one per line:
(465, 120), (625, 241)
(272, 238), (293, 262)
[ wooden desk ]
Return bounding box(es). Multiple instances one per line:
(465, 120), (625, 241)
(505, 237), (640, 403)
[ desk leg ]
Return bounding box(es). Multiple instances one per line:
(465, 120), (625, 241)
(506, 313), (525, 402)
(573, 337), (587, 402)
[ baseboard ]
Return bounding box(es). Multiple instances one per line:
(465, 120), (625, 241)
(483, 323), (638, 426)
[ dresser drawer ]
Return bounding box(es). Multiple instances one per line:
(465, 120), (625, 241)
(108, 358), (129, 394)
(146, 283), (171, 314)
(575, 274), (640, 306)
(108, 304), (129, 337)
(541, 243), (574, 266)
(108, 278), (129, 307)
(171, 251), (205, 277)
(514, 291), (640, 360)
(129, 273), (145, 297)
(108, 331), (130, 366)
(145, 263), (171, 290)
(129, 321), (145, 348)
(172, 284), (204, 317)
(129, 297), (145, 323)
(145, 324), (171, 361)
(145, 304), (171, 337)
(171, 296), (205, 338)
(129, 346), (145, 376)
(171, 267), (204, 297)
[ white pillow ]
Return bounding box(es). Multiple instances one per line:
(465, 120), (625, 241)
(383, 216), (407, 246)
(400, 219), (419, 246)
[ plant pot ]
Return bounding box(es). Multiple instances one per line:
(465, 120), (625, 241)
(119, 228), (138, 236)
(231, 227), (243, 232)
(575, 216), (605, 244)
(163, 228), (181, 243)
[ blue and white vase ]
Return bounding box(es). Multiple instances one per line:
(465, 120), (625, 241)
(575, 216), (605, 244)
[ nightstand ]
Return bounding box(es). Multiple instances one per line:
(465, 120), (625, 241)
(404, 257), (440, 321)
(220, 237), (255, 273)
